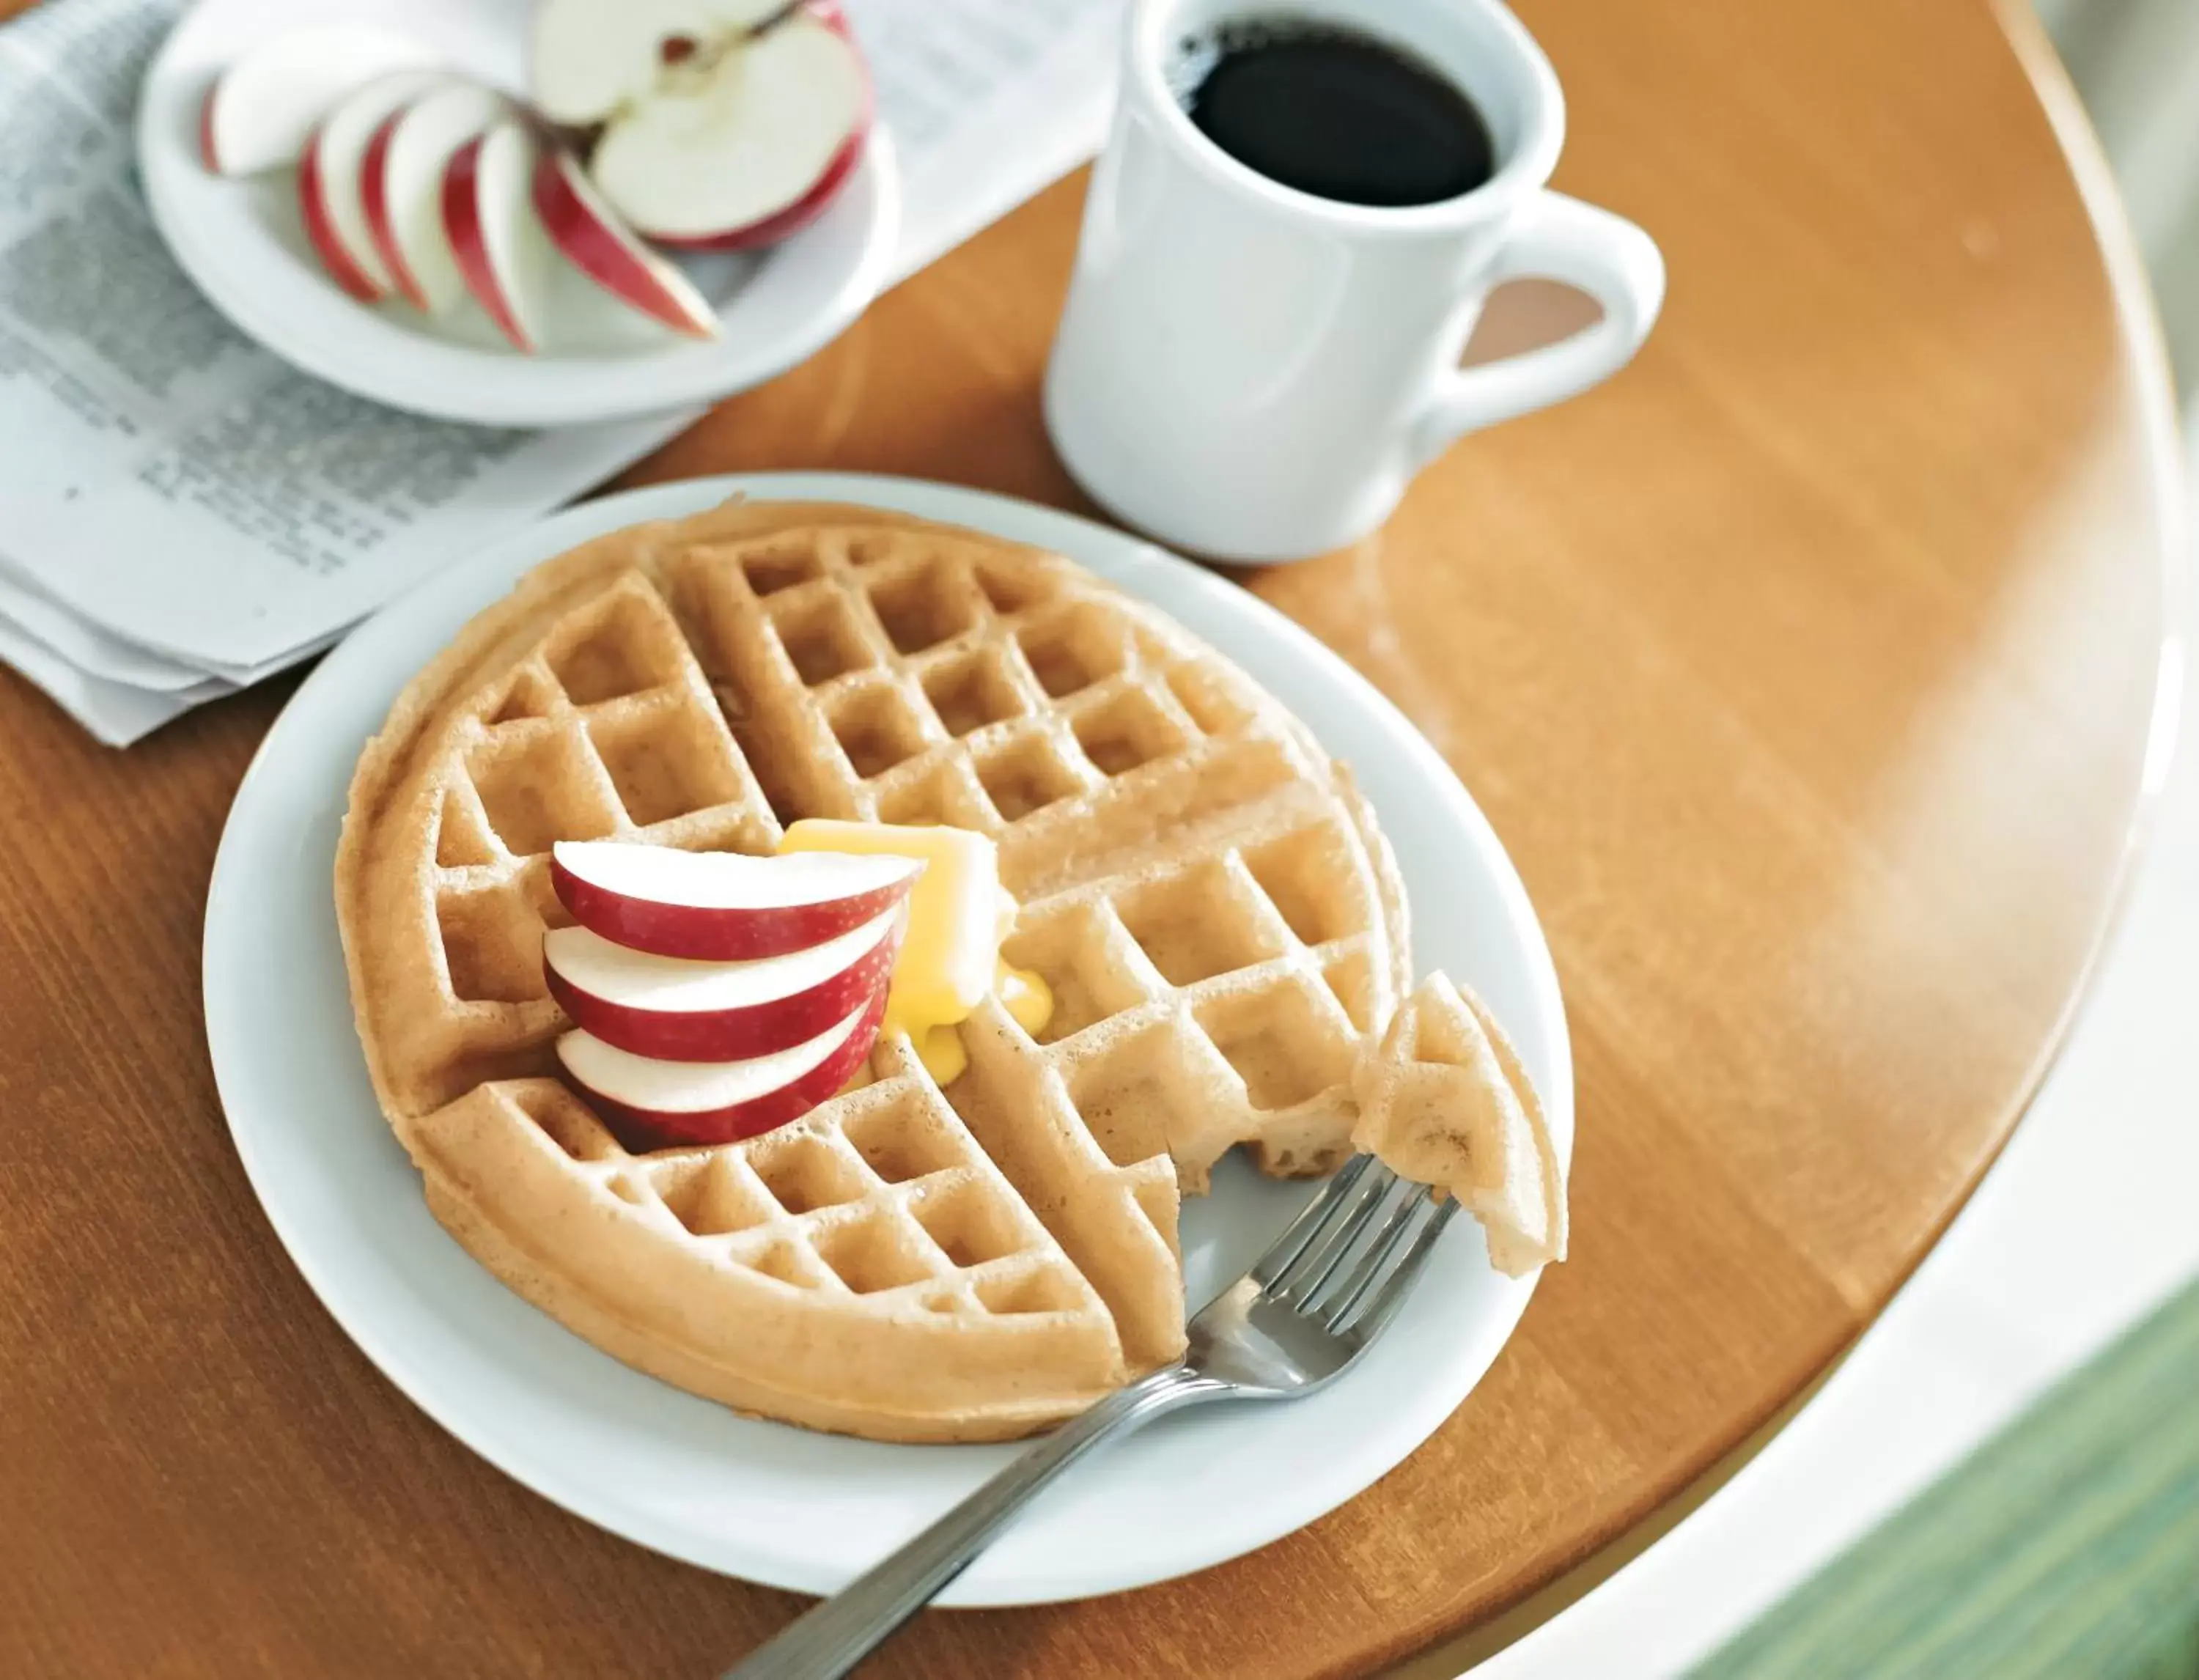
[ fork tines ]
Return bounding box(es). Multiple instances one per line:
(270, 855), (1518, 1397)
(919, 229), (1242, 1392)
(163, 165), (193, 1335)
(1256, 1157), (1456, 1338)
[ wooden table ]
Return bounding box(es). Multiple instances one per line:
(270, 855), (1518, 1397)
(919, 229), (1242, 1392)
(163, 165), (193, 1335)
(0, 1), (2181, 1675)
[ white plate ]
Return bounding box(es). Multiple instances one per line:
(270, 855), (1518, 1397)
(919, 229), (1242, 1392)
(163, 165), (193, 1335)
(202, 474), (1573, 1605)
(139, 0), (899, 427)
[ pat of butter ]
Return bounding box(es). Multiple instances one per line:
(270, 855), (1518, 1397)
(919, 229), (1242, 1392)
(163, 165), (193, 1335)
(778, 817), (1001, 1039)
(777, 819), (1055, 1086)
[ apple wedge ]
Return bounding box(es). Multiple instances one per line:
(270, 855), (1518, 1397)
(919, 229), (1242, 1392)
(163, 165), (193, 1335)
(558, 986), (888, 1148)
(199, 24), (437, 177)
(443, 119), (556, 352)
(363, 80), (507, 314)
(586, 11), (869, 249)
(543, 905), (902, 1061)
(550, 841), (922, 961)
(531, 147), (722, 338)
(298, 69), (446, 301)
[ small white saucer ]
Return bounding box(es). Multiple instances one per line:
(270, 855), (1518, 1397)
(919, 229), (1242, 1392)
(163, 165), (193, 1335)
(137, 0), (899, 426)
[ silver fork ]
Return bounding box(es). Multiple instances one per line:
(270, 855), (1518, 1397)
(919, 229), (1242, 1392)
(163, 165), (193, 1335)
(724, 1157), (1455, 1680)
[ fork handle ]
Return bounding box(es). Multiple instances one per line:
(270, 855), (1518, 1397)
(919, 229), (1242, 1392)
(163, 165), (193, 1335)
(723, 1363), (1224, 1680)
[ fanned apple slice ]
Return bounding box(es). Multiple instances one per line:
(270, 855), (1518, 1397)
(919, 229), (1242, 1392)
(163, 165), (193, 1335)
(530, 145), (722, 338)
(543, 905), (902, 1061)
(590, 12), (869, 249)
(363, 80), (507, 314)
(299, 69), (446, 301)
(442, 119), (555, 352)
(558, 987), (890, 1148)
(550, 841), (924, 959)
(199, 24), (436, 176)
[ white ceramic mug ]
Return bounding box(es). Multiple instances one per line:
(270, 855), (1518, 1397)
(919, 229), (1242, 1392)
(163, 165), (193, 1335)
(1044, 0), (1666, 561)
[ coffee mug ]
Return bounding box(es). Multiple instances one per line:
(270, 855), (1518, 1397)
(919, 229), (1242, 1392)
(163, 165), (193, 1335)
(1044, 0), (1665, 561)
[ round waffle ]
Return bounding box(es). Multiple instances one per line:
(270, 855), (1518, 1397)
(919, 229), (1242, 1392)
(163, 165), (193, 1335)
(336, 501), (1410, 1441)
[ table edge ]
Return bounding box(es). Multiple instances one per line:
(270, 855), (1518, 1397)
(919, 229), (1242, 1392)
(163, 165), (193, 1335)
(1374, 3), (2191, 1671)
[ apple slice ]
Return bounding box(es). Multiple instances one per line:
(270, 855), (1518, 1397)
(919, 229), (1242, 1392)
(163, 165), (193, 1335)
(589, 11), (869, 249)
(559, 986), (888, 1148)
(551, 841), (922, 961)
(530, 147), (721, 338)
(299, 69), (446, 301)
(443, 119), (556, 351)
(199, 24), (437, 176)
(543, 904), (902, 1061)
(362, 80), (507, 313)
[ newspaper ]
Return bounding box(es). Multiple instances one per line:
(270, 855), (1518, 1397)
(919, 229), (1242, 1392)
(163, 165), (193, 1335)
(0, 0), (1121, 745)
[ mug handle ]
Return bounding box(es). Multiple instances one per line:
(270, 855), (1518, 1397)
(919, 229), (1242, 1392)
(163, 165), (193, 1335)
(1409, 191), (1667, 464)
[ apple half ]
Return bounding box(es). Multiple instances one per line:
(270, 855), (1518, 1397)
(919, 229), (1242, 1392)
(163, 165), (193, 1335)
(531, 0), (869, 250)
(550, 841), (923, 961)
(363, 80), (507, 314)
(531, 0), (784, 126)
(199, 24), (436, 177)
(442, 119), (556, 352)
(298, 69), (446, 301)
(542, 904), (902, 1061)
(559, 984), (889, 1148)
(592, 12), (869, 250)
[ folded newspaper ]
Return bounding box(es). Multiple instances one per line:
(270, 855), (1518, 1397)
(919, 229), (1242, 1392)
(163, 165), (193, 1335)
(0, 0), (1121, 745)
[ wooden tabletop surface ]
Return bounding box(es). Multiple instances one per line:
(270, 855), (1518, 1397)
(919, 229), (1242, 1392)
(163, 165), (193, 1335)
(0, 0), (2182, 1675)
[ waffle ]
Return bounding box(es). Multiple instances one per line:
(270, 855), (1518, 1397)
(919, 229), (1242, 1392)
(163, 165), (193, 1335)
(336, 499), (1410, 1441)
(1350, 973), (1566, 1278)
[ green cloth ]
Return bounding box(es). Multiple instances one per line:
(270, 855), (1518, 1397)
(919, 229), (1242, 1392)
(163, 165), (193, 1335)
(1690, 1275), (2199, 1680)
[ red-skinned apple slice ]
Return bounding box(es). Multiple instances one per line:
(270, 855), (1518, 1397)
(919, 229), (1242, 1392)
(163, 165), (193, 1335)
(531, 148), (721, 338)
(362, 80), (506, 313)
(199, 25), (436, 176)
(299, 69), (445, 301)
(586, 12), (869, 250)
(543, 904), (901, 1061)
(559, 984), (889, 1149)
(550, 841), (924, 961)
(443, 119), (555, 351)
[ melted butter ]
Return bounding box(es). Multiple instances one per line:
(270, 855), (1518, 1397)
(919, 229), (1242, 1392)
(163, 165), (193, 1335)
(998, 959), (1053, 1038)
(777, 819), (1053, 1087)
(914, 1023), (968, 1086)
(911, 962), (1052, 1087)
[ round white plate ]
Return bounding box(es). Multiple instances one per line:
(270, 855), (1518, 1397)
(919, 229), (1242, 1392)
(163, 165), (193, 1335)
(139, 0), (899, 427)
(202, 474), (1573, 1605)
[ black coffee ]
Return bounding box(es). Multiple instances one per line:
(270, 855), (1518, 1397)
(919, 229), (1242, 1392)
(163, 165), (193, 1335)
(1174, 21), (1495, 208)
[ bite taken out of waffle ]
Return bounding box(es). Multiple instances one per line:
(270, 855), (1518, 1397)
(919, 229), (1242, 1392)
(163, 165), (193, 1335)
(336, 499), (1417, 1442)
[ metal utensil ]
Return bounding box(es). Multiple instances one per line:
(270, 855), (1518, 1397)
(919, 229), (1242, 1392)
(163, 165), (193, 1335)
(725, 1157), (1453, 1680)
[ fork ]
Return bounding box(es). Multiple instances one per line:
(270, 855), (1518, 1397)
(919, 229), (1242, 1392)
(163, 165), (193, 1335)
(724, 1157), (1455, 1680)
